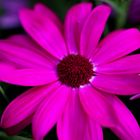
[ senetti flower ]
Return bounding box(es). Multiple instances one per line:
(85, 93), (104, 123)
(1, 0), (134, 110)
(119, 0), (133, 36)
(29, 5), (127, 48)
(0, 0), (29, 29)
(128, 0), (140, 24)
(0, 2), (140, 140)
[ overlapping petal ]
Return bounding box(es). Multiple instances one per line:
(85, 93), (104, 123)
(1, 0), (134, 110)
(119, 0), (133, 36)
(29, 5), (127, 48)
(64, 2), (92, 54)
(92, 29), (140, 65)
(79, 85), (117, 127)
(7, 34), (58, 66)
(80, 5), (111, 58)
(32, 84), (70, 140)
(0, 67), (58, 86)
(96, 54), (140, 74)
(0, 40), (53, 68)
(79, 85), (140, 140)
(19, 8), (67, 59)
(92, 74), (140, 95)
(110, 97), (140, 140)
(34, 3), (63, 31)
(57, 90), (103, 140)
(1, 82), (60, 134)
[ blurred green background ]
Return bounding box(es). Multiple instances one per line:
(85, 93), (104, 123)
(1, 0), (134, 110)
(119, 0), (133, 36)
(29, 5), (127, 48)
(0, 0), (140, 139)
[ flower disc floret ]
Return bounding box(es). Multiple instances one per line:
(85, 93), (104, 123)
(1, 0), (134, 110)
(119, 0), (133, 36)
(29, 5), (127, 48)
(57, 54), (94, 88)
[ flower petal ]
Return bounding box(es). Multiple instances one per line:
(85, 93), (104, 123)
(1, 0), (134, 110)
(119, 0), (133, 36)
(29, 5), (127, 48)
(0, 67), (58, 86)
(80, 5), (111, 58)
(79, 85), (117, 127)
(32, 84), (70, 140)
(0, 63), (15, 74)
(57, 90), (103, 140)
(8, 34), (58, 67)
(64, 2), (92, 54)
(1, 82), (59, 134)
(96, 54), (140, 74)
(0, 40), (53, 68)
(79, 85), (140, 139)
(110, 97), (140, 140)
(92, 74), (140, 95)
(34, 3), (63, 31)
(84, 120), (103, 140)
(130, 94), (140, 100)
(3, 115), (32, 135)
(20, 8), (67, 59)
(92, 29), (140, 65)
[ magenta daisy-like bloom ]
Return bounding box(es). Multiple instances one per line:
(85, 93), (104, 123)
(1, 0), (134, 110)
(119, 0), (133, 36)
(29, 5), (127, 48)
(0, 0), (29, 29)
(1, 2), (140, 140)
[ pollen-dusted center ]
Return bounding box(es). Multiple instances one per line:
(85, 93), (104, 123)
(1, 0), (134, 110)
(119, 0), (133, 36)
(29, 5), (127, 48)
(57, 54), (94, 88)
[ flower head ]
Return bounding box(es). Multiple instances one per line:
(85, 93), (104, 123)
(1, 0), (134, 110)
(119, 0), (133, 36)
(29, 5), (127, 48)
(0, 0), (29, 29)
(128, 0), (140, 24)
(0, 2), (140, 140)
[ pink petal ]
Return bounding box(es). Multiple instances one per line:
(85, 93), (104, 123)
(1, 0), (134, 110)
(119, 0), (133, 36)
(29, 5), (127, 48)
(8, 34), (58, 67)
(0, 67), (58, 86)
(4, 115), (32, 135)
(8, 34), (42, 53)
(79, 85), (117, 127)
(92, 74), (140, 95)
(92, 29), (140, 65)
(34, 3), (63, 31)
(79, 86), (140, 139)
(96, 54), (140, 74)
(19, 8), (67, 59)
(130, 94), (140, 100)
(84, 120), (103, 140)
(32, 84), (70, 140)
(0, 62), (17, 80)
(110, 97), (140, 140)
(0, 40), (53, 69)
(8, 34), (45, 54)
(64, 2), (92, 54)
(1, 83), (60, 134)
(57, 90), (103, 140)
(0, 63), (15, 72)
(80, 5), (111, 58)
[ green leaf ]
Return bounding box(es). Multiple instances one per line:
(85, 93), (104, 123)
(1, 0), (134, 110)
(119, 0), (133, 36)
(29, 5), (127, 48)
(32, 0), (82, 20)
(0, 85), (9, 102)
(0, 132), (32, 140)
(95, 0), (131, 28)
(0, 7), (4, 16)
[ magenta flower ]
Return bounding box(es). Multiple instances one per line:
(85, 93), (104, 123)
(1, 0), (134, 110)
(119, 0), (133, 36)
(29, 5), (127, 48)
(128, 0), (140, 24)
(0, 0), (29, 29)
(1, 2), (140, 140)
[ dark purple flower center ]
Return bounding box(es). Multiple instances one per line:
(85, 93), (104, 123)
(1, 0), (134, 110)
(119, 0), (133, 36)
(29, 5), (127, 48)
(57, 54), (94, 88)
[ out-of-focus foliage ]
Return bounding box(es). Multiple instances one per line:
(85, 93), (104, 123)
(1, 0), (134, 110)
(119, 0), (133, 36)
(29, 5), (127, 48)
(96, 0), (131, 28)
(0, 132), (32, 140)
(0, 86), (8, 102)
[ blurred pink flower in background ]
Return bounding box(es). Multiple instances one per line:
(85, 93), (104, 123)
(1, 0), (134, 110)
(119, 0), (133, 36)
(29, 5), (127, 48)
(130, 93), (140, 100)
(0, 0), (29, 29)
(128, 0), (140, 24)
(0, 2), (140, 140)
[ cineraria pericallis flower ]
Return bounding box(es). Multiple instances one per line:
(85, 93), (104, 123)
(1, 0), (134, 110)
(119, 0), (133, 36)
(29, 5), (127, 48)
(0, 0), (29, 29)
(0, 2), (140, 140)
(128, 0), (140, 24)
